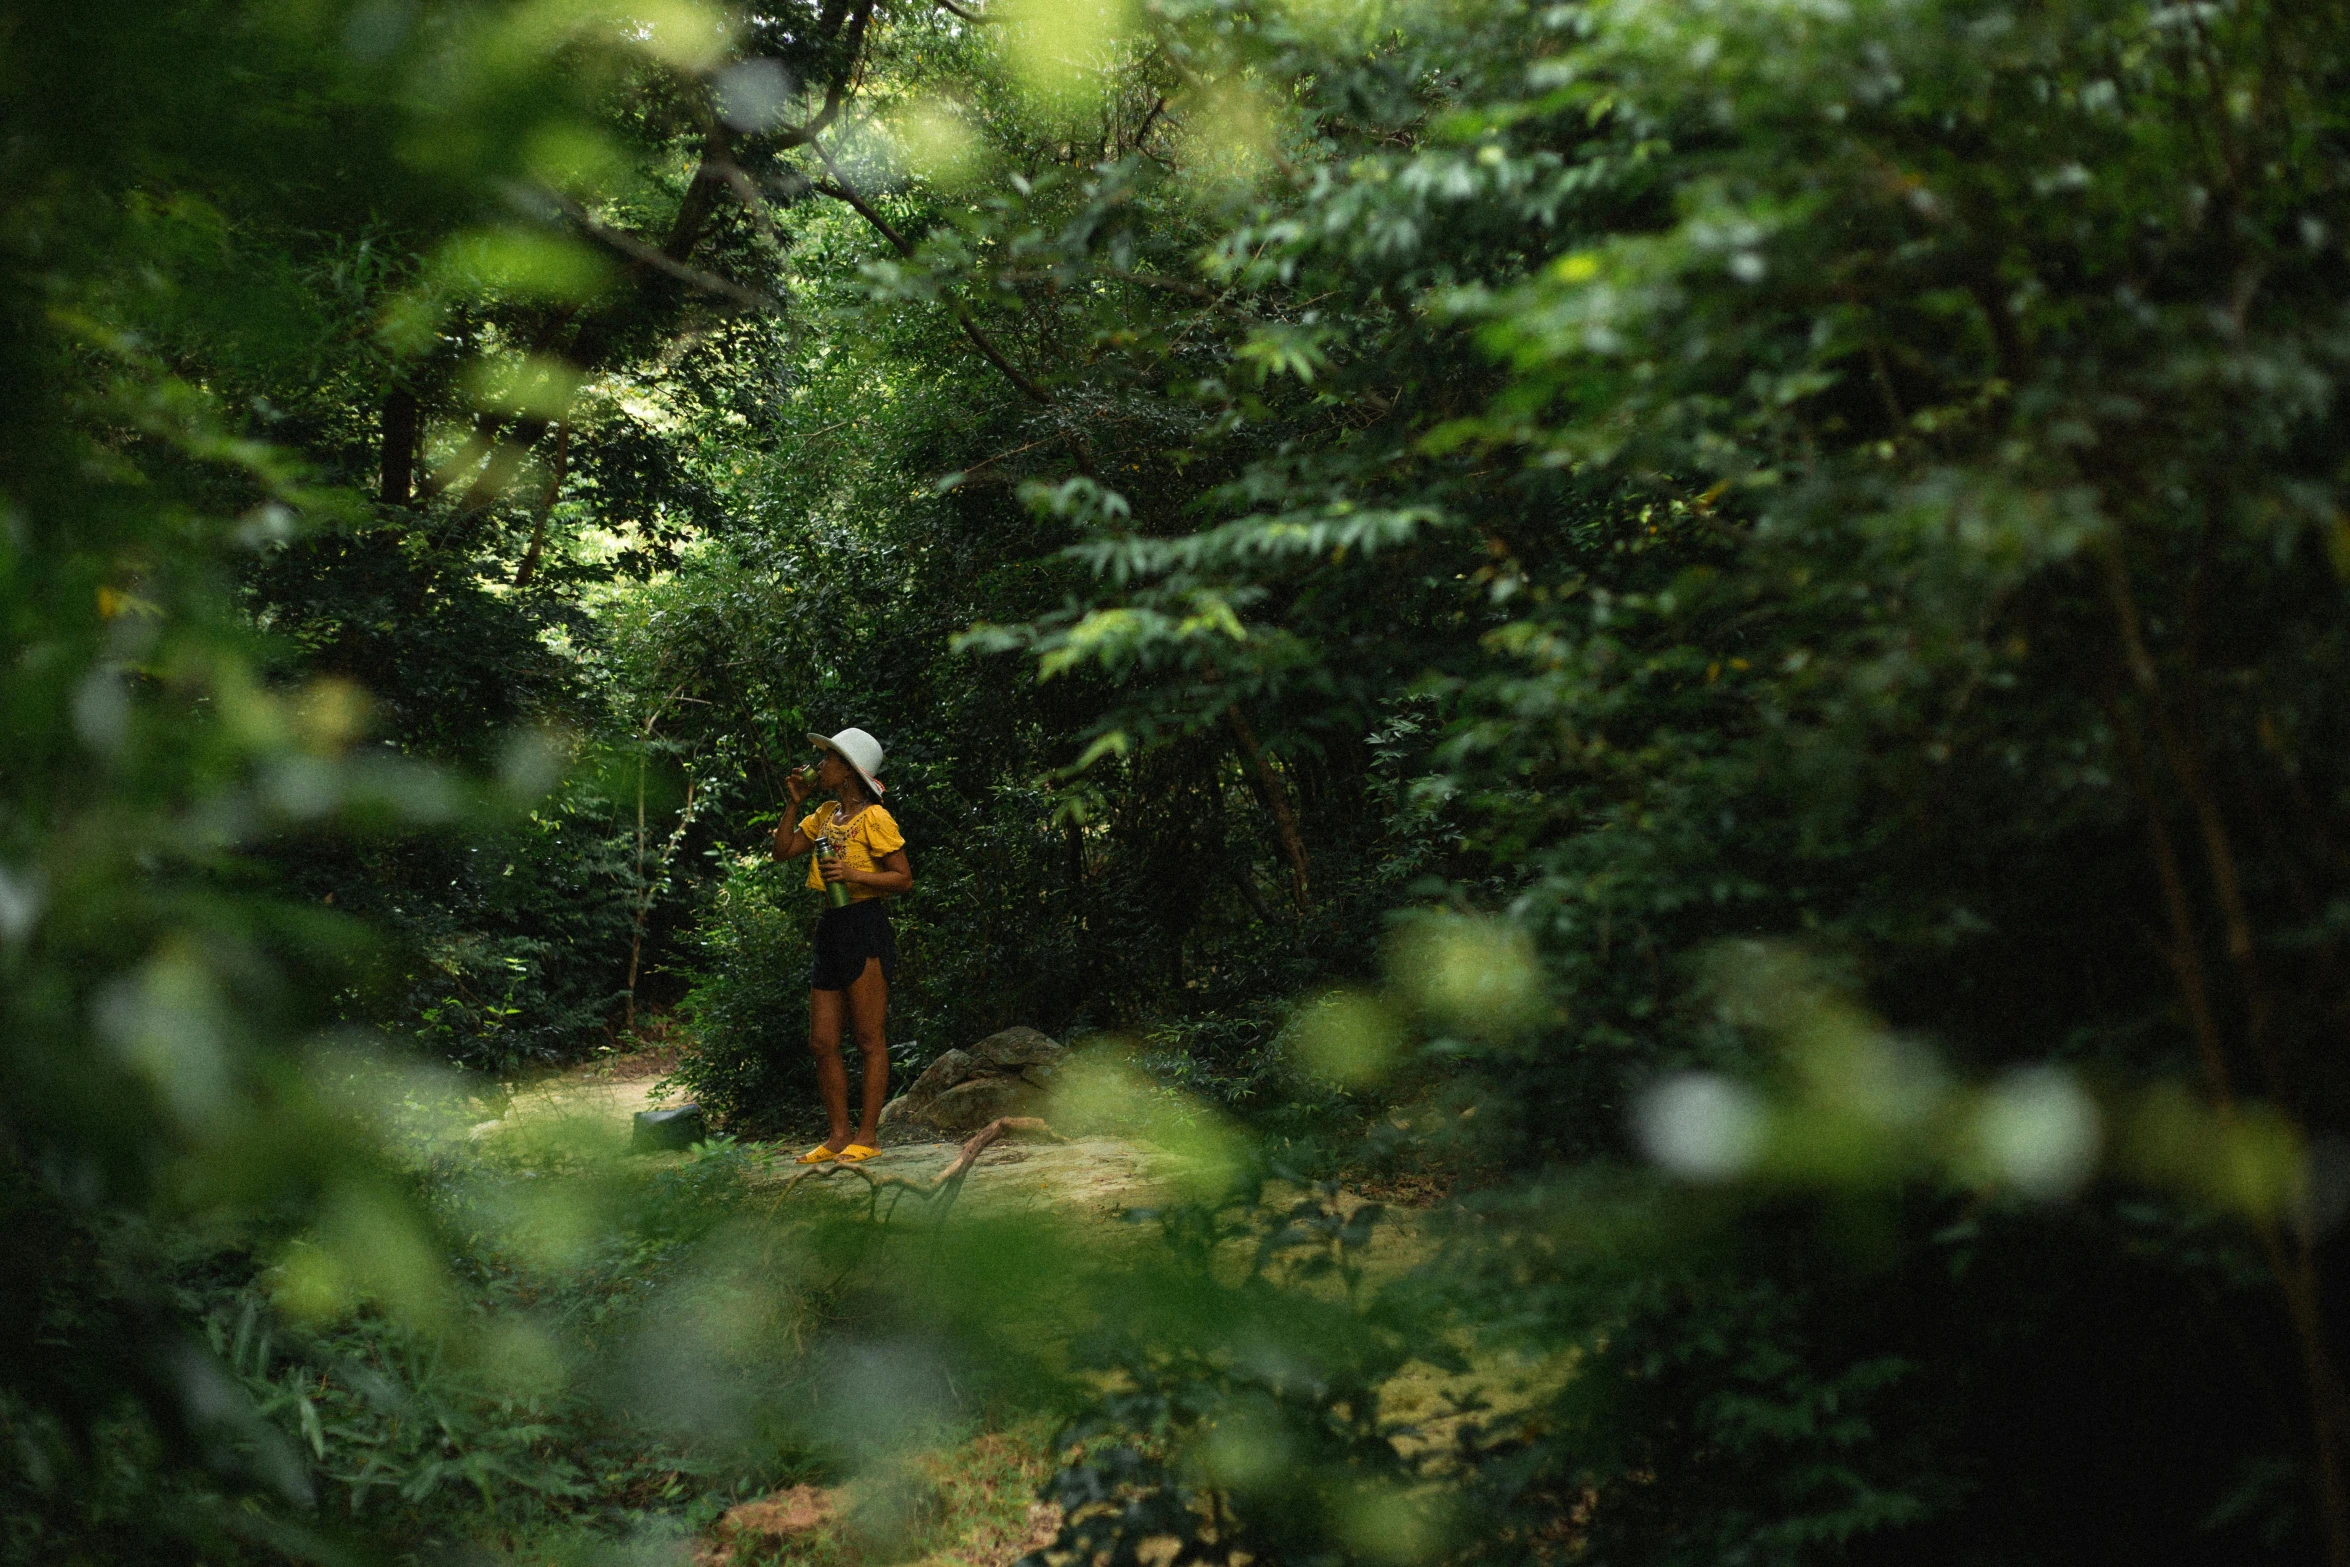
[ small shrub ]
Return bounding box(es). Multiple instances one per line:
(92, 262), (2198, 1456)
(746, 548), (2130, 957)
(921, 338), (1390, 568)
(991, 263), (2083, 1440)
(672, 858), (819, 1133)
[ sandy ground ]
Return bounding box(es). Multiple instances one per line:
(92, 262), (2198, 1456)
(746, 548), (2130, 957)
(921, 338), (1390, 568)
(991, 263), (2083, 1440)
(467, 1052), (1192, 1219)
(752, 1133), (1187, 1219)
(474, 1069), (670, 1132)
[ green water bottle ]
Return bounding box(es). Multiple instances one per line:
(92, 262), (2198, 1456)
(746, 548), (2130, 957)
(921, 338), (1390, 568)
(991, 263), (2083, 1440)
(815, 836), (852, 908)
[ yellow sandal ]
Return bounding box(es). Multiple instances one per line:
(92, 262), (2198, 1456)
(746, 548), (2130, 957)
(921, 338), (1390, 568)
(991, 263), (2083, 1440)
(835, 1144), (881, 1164)
(795, 1143), (842, 1165)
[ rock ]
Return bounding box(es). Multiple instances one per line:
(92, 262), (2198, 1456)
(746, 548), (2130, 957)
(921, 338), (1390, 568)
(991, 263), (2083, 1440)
(925, 1075), (1046, 1131)
(883, 1030), (1065, 1131)
(630, 1104), (705, 1152)
(970, 1026), (1065, 1069)
(895, 1046), (978, 1116)
(926, 1046), (983, 1089)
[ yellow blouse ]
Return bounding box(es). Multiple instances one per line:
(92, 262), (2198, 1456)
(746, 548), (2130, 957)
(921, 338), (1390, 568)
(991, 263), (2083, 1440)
(801, 802), (906, 901)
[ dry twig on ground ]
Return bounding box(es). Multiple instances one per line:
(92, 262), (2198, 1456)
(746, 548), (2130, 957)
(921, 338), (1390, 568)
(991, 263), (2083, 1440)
(770, 1116), (1066, 1224)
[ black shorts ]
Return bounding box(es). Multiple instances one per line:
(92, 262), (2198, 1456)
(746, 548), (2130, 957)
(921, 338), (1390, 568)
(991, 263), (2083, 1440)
(810, 897), (897, 991)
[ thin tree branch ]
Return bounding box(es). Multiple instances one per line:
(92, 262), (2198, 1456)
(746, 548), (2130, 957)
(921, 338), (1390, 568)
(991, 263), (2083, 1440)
(943, 434), (1060, 483)
(710, 158), (796, 261)
(2099, 542), (2282, 1092)
(765, 0), (876, 149)
(556, 192), (783, 314)
(658, 122), (736, 259)
(808, 174), (910, 255)
(1131, 94), (1170, 155)
(625, 771), (699, 1034)
(454, 150), (784, 522)
(2103, 693), (2234, 1101)
(808, 143), (1056, 407)
(997, 264), (1221, 300)
(415, 17), (871, 531)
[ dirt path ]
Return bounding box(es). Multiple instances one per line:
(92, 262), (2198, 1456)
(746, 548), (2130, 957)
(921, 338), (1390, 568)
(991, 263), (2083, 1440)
(468, 1051), (1194, 1220)
(469, 1054), (1461, 1305)
(462, 1047), (677, 1139)
(470, 1052), (1482, 1567)
(470, 1055), (1451, 1284)
(753, 1134), (1181, 1218)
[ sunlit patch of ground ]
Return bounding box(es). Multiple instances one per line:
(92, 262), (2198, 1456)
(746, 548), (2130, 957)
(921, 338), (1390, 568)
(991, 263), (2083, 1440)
(751, 1136), (1185, 1222)
(470, 1049), (1201, 1222)
(462, 1045), (683, 1140)
(1378, 1344), (1581, 1467)
(700, 1426), (1061, 1567)
(466, 1048), (1548, 1565)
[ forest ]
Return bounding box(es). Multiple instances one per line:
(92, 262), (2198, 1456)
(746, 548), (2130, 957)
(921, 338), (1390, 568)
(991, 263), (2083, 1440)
(6, 0), (2350, 1561)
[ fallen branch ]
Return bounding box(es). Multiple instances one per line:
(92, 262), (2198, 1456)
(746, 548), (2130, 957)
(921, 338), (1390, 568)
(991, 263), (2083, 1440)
(768, 1116), (1066, 1224)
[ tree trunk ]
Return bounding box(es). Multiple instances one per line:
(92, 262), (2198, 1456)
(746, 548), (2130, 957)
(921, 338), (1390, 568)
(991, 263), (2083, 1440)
(2100, 547), (2350, 1567)
(625, 742), (650, 1033)
(514, 421), (568, 588)
(1226, 708), (1311, 911)
(625, 770), (700, 1035)
(378, 388), (420, 507)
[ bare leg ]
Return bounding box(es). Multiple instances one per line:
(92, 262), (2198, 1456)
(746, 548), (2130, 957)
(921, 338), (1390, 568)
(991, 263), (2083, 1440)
(809, 986), (852, 1151)
(845, 958), (891, 1147)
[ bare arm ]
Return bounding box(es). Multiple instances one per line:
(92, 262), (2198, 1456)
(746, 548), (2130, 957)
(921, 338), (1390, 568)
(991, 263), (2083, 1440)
(823, 846), (912, 896)
(773, 773), (816, 860)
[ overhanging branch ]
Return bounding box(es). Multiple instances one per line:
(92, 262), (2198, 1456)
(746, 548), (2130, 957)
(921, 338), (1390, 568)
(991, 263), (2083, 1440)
(557, 192), (783, 314)
(808, 142), (1054, 407)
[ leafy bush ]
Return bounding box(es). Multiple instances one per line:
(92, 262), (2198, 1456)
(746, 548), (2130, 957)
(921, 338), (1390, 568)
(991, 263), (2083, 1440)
(198, 1132), (827, 1555)
(674, 858), (821, 1133)
(384, 792), (645, 1073)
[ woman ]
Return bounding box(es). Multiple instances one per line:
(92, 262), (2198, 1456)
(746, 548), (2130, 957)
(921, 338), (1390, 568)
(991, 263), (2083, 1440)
(774, 726), (912, 1164)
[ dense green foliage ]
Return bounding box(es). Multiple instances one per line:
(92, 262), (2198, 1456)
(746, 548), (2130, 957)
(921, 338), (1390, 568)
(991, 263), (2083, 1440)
(9, 0), (2350, 1562)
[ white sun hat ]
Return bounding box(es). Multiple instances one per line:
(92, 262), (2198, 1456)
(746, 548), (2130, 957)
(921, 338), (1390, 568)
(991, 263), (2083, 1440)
(807, 726), (887, 797)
